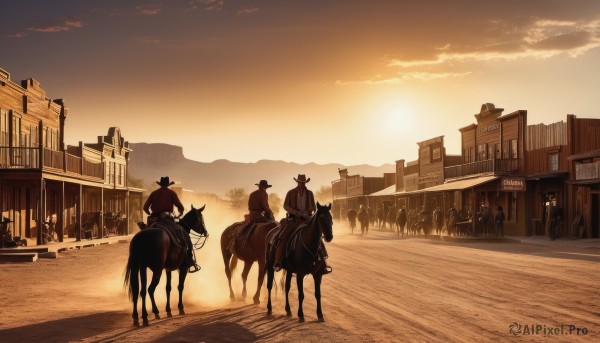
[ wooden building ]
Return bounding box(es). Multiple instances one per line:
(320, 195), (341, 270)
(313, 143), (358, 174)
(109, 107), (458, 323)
(0, 67), (144, 245)
(331, 168), (386, 219)
(565, 115), (600, 239)
(439, 103), (528, 235)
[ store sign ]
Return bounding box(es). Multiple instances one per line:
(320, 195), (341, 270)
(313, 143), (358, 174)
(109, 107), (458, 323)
(501, 177), (526, 191)
(478, 122), (500, 135)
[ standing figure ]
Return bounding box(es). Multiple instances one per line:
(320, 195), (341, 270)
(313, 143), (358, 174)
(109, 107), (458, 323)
(495, 205), (505, 237)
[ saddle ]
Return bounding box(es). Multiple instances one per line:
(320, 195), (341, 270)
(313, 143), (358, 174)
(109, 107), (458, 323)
(149, 219), (187, 250)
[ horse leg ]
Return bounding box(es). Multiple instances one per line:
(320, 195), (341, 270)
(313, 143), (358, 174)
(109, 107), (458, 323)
(284, 270), (293, 316)
(266, 260), (274, 315)
(222, 249), (236, 301)
(177, 269), (188, 315)
(165, 271), (173, 317)
(241, 261), (253, 299)
(140, 267), (149, 326)
(314, 273), (324, 322)
(296, 272), (305, 322)
(148, 270), (163, 320)
(253, 259), (266, 305)
(130, 263), (140, 327)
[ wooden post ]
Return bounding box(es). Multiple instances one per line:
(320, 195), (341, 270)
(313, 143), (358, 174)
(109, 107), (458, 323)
(76, 184), (82, 242)
(60, 181), (65, 242)
(100, 187), (104, 238)
(125, 190), (130, 235)
(38, 122), (43, 169)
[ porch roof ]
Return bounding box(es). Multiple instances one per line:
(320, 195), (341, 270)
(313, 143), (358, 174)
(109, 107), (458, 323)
(421, 175), (498, 192)
(367, 184), (396, 197)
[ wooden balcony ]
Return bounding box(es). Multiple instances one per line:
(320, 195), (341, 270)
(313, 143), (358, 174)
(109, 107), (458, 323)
(0, 146), (103, 182)
(444, 158), (519, 179)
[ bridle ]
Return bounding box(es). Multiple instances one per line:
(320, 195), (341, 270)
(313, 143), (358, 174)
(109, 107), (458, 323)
(178, 211), (209, 250)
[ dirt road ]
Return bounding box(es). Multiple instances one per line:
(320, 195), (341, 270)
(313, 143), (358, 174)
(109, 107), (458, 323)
(1, 221), (599, 342)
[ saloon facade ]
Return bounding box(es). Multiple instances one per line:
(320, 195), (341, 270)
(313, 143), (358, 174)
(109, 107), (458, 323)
(0, 67), (144, 245)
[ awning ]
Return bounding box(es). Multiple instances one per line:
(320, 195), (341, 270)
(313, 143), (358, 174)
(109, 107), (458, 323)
(420, 175), (498, 193)
(367, 184), (396, 197)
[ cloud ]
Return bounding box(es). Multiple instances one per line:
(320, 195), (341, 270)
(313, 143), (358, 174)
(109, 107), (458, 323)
(135, 5), (162, 15)
(386, 18), (600, 69)
(336, 71), (472, 85)
(236, 7), (259, 16)
(6, 17), (83, 38)
(188, 0), (224, 11)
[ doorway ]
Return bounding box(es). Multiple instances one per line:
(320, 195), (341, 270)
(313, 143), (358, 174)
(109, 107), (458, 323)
(592, 193), (599, 238)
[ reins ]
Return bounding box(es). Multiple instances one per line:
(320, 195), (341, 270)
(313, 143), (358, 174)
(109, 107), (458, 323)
(298, 213), (327, 259)
(178, 214), (209, 250)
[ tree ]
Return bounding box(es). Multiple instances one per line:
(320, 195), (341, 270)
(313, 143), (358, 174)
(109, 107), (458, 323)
(315, 185), (332, 204)
(269, 193), (282, 218)
(226, 187), (248, 209)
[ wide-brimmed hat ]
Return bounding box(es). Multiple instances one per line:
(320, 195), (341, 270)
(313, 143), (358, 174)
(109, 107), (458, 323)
(156, 176), (175, 187)
(255, 180), (272, 188)
(293, 174), (310, 183)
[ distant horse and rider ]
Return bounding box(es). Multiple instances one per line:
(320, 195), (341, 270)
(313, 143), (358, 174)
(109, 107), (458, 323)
(357, 205), (369, 235)
(347, 208), (357, 234)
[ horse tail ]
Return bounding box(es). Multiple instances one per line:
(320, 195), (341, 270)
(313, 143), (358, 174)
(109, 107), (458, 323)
(123, 248), (139, 301)
(230, 254), (239, 274)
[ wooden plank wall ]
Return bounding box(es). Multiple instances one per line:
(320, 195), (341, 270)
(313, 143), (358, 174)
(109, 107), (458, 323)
(573, 118), (600, 153)
(526, 121), (567, 151)
(526, 147), (568, 174)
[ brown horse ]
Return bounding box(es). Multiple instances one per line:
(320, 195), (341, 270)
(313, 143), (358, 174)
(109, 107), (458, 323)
(266, 202), (333, 322)
(221, 219), (278, 304)
(123, 205), (208, 327)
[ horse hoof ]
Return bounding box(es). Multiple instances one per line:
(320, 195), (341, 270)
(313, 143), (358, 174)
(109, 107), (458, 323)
(253, 298), (260, 305)
(179, 310), (186, 315)
(298, 317), (305, 323)
(286, 311), (292, 317)
(133, 320), (140, 327)
(318, 317), (325, 322)
(142, 319), (149, 327)
(167, 312), (173, 318)
(154, 314), (160, 320)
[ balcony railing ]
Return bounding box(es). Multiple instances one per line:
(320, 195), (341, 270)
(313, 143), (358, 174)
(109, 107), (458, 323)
(0, 147), (40, 168)
(444, 158), (519, 179)
(0, 146), (104, 181)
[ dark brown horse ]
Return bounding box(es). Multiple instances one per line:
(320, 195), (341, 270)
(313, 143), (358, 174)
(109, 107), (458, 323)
(123, 205), (208, 327)
(266, 202), (333, 322)
(221, 219), (278, 304)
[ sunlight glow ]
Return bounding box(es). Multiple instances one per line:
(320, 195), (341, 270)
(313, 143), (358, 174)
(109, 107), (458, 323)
(376, 100), (415, 135)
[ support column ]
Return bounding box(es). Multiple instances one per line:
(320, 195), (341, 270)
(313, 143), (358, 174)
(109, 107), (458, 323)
(76, 184), (82, 241)
(59, 181), (65, 242)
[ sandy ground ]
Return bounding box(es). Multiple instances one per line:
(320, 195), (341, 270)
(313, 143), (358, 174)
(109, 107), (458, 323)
(1, 216), (599, 342)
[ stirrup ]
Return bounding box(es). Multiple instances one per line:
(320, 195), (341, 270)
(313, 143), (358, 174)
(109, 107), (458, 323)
(188, 263), (201, 273)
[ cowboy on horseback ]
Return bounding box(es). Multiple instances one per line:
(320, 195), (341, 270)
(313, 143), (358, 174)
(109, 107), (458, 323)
(273, 174), (331, 274)
(228, 180), (275, 253)
(143, 176), (200, 273)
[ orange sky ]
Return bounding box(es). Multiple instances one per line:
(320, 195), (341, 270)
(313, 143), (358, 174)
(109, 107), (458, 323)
(2, 0), (600, 165)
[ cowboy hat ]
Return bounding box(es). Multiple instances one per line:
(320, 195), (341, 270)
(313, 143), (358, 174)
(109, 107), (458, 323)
(156, 176), (175, 187)
(255, 180), (272, 188)
(293, 174), (310, 183)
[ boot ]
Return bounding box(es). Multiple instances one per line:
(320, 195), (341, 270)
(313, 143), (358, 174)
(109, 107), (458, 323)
(187, 250), (201, 273)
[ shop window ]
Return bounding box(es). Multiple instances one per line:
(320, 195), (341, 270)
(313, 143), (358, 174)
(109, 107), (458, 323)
(510, 139), (518, 159)
(477, 144), (487, 161)
(548, 153), (559, 171)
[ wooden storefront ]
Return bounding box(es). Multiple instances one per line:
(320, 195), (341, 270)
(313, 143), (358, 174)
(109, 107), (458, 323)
(0, 68), (143, 245)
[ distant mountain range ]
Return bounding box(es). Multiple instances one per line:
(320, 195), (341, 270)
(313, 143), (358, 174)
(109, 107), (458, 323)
(128, 143), (395, 198)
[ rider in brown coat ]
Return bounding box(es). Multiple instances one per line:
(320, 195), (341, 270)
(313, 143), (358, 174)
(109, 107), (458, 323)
(143, 176), (200, 273)
(273, 174), (331, 274)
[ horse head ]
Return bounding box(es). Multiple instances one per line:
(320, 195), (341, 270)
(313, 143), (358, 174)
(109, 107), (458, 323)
(316, 202), (333, 243)
(182, 204), (207, 236)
